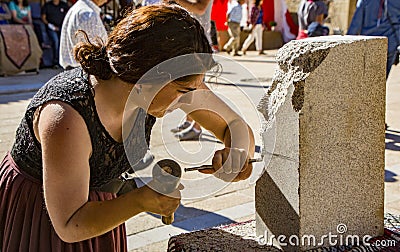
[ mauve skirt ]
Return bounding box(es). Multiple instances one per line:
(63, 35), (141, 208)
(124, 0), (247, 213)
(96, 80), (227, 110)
(0, 152), (127, 252)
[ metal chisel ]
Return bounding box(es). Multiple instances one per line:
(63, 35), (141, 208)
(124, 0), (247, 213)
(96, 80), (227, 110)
(184, 158), (263, 172)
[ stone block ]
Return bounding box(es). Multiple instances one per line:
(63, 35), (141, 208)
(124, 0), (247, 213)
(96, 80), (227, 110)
(256, 35), (386, 251)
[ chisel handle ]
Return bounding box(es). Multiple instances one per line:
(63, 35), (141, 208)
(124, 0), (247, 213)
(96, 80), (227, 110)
(162, 214), (174, 225)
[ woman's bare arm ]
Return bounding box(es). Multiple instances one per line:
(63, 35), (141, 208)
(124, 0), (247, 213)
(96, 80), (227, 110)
(10, 9), (25, 24)
(180, 83), (255, 181)
(37, 101), (180, 242)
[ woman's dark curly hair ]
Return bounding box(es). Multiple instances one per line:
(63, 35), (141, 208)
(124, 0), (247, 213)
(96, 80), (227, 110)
(74, 4), (215, 83)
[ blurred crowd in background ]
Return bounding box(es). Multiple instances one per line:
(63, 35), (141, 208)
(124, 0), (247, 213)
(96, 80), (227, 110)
(1, 0), (398, 80)
(0, 0), (307, 69)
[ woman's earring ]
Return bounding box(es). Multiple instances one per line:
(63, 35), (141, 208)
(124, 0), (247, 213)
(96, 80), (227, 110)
(135, 84), (142, 94)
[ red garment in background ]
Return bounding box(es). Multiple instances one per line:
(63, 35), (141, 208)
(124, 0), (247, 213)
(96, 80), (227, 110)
(262, 0), (298, 36)
(212, 0), (298, 37)
(285, 10), (298, 36)
(296, 29), (308, 39)
(211, 0), (228, 31)
(263, 0), (274, 29)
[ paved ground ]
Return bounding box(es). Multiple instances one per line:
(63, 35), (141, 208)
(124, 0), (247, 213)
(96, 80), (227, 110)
(0, 49), (399, 252)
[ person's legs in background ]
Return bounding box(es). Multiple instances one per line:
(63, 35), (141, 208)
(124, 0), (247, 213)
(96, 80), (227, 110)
(241, 26), (256, 55)
(210, 20), (219, 53)
(387, 49), (397, 79)
(47, 29), (61, 67)
(385, 48), (398, 130)
(254, 24), (264, 55)
(32, 19), (51, 49)
(30, 2), (51, 49)
(170, 120), (191, 133)
(173, 115), (202, 140)
(231, 22), (241, 56)
(223, 22), (236, 54)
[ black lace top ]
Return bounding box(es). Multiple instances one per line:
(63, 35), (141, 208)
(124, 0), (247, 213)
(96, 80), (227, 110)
(11, 68), (155, 190)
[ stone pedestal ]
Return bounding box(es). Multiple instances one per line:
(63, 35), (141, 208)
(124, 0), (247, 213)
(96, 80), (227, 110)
(256, 36), (386, 251)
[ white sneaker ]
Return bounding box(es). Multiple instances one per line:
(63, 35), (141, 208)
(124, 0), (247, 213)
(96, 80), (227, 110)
(170, 121), (191, 133)
(175, 128), (202, 141)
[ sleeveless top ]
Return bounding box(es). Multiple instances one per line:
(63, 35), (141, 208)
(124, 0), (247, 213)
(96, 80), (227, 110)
(11, 68), (155, 190)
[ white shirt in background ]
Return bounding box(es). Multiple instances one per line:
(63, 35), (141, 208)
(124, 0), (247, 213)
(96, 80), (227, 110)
(59, 0), (108, 69)
(192, 0), (213, 45)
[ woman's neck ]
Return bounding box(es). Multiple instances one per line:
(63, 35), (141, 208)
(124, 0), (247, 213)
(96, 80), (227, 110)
(90, 76), (136, 142)
(90, 75), (133, 116)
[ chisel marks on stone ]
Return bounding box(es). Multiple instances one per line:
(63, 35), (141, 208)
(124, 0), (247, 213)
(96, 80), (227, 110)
(257, 40), (352, 134)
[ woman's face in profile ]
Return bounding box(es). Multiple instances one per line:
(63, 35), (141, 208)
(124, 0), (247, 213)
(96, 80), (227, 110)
(147, 75), (203, 118)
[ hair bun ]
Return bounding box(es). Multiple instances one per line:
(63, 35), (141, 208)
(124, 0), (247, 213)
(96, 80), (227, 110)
(73, 31), (113, 80)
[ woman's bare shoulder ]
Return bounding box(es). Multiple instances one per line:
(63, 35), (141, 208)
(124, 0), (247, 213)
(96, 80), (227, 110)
(35, 100), (90, 146)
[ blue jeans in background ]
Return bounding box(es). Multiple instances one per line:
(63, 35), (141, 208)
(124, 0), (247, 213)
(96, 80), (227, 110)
(47, 29), (60, 66)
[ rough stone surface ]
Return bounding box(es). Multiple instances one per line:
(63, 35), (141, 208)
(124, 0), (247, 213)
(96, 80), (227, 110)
(168, 221), (282, 252)
(256, 36), (386, 251)
(167, 217), (400, 252)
